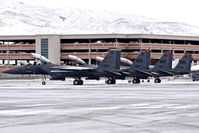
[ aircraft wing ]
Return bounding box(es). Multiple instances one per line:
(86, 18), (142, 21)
(50, 70), (73, 73)
(150, 71), (160, 76)
(121, 71), (131, 75)
(158, 70), (174, 75)
(103, 69), (122, 76)
(134, 68), (153, 76)
(53, 65), (94, 71)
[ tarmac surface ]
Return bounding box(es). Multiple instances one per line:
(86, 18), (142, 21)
(0, 79), (199, 133)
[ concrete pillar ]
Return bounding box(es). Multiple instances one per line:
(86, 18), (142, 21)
(161, 48), (163, 53)
(35, 35), (41, 55)
(88, 48), (91, 65)
(88, 40), (91, 65)
(7, 58), (10, 65)
(35, 34), (61, 64)
(48, 35), (61, 64)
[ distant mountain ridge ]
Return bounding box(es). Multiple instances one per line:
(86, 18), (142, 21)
(0, 0), (199, 36)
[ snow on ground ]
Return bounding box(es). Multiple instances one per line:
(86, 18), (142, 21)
(0, 79), (199, 133)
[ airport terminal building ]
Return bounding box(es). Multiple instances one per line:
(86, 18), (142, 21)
(1, 34), (199, 71)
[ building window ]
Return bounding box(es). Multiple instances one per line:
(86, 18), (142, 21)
(41, 39), (48, 58)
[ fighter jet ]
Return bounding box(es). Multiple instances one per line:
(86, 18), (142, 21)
(39, 49), (123, 85)
(123, 51), (192, 84)
(98, 50), (153, 84)
(151, 52), (173, 83)
(121, 50), (152, 84)
(4, 49), (123, 85)
(152, 53), (192, 83)
(4, 50), (192, 85)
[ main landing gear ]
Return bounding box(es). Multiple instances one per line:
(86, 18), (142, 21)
(154, 78), (161, 83)
(73, 78), (84, 85)
(128, 78), (141, 84)
(105, 78), (116, 84)
(132, 78), (140, 84)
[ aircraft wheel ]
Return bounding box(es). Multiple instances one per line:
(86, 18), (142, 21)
(42, 81), (46, 85)
(73, 80), (79, 85)
(154, 78), (161, 83)
(106, 79), (112, 84)
(136, 78), (140, 84)
(128, 80), (131, 83)
(147, 79), (150, 82)
(132, 78), (140, 84)
(111, 79), (116, 84)
(132, 79), (137, 84)
(79, 79), (83, 85)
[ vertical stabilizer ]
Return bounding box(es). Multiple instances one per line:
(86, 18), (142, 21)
(98, 49), (121, 70)
(173, 53), (192, 73)
(130, 50), (150, 70)
(153, 52), (173, 72)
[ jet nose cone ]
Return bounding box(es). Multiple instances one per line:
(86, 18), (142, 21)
(3, 69), (17, 74)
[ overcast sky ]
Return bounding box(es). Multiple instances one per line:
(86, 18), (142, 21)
(16, 0), (199, 26)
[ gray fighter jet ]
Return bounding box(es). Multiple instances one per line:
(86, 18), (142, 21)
(3, 50), (192, 85)
(152, 52), (192, 83)
(121, 50), (152, 84)
(4, 49), (124, 85)
(123, 51), (192, 84)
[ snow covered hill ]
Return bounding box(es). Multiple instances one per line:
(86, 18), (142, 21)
(0, 0), (199, 36)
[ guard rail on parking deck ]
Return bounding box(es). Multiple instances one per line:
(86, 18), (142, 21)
(61, 43), (199, 51)
(61, 52), (199, 60)
(0, 53), (32, 60)
(0, 44), (35, 50)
